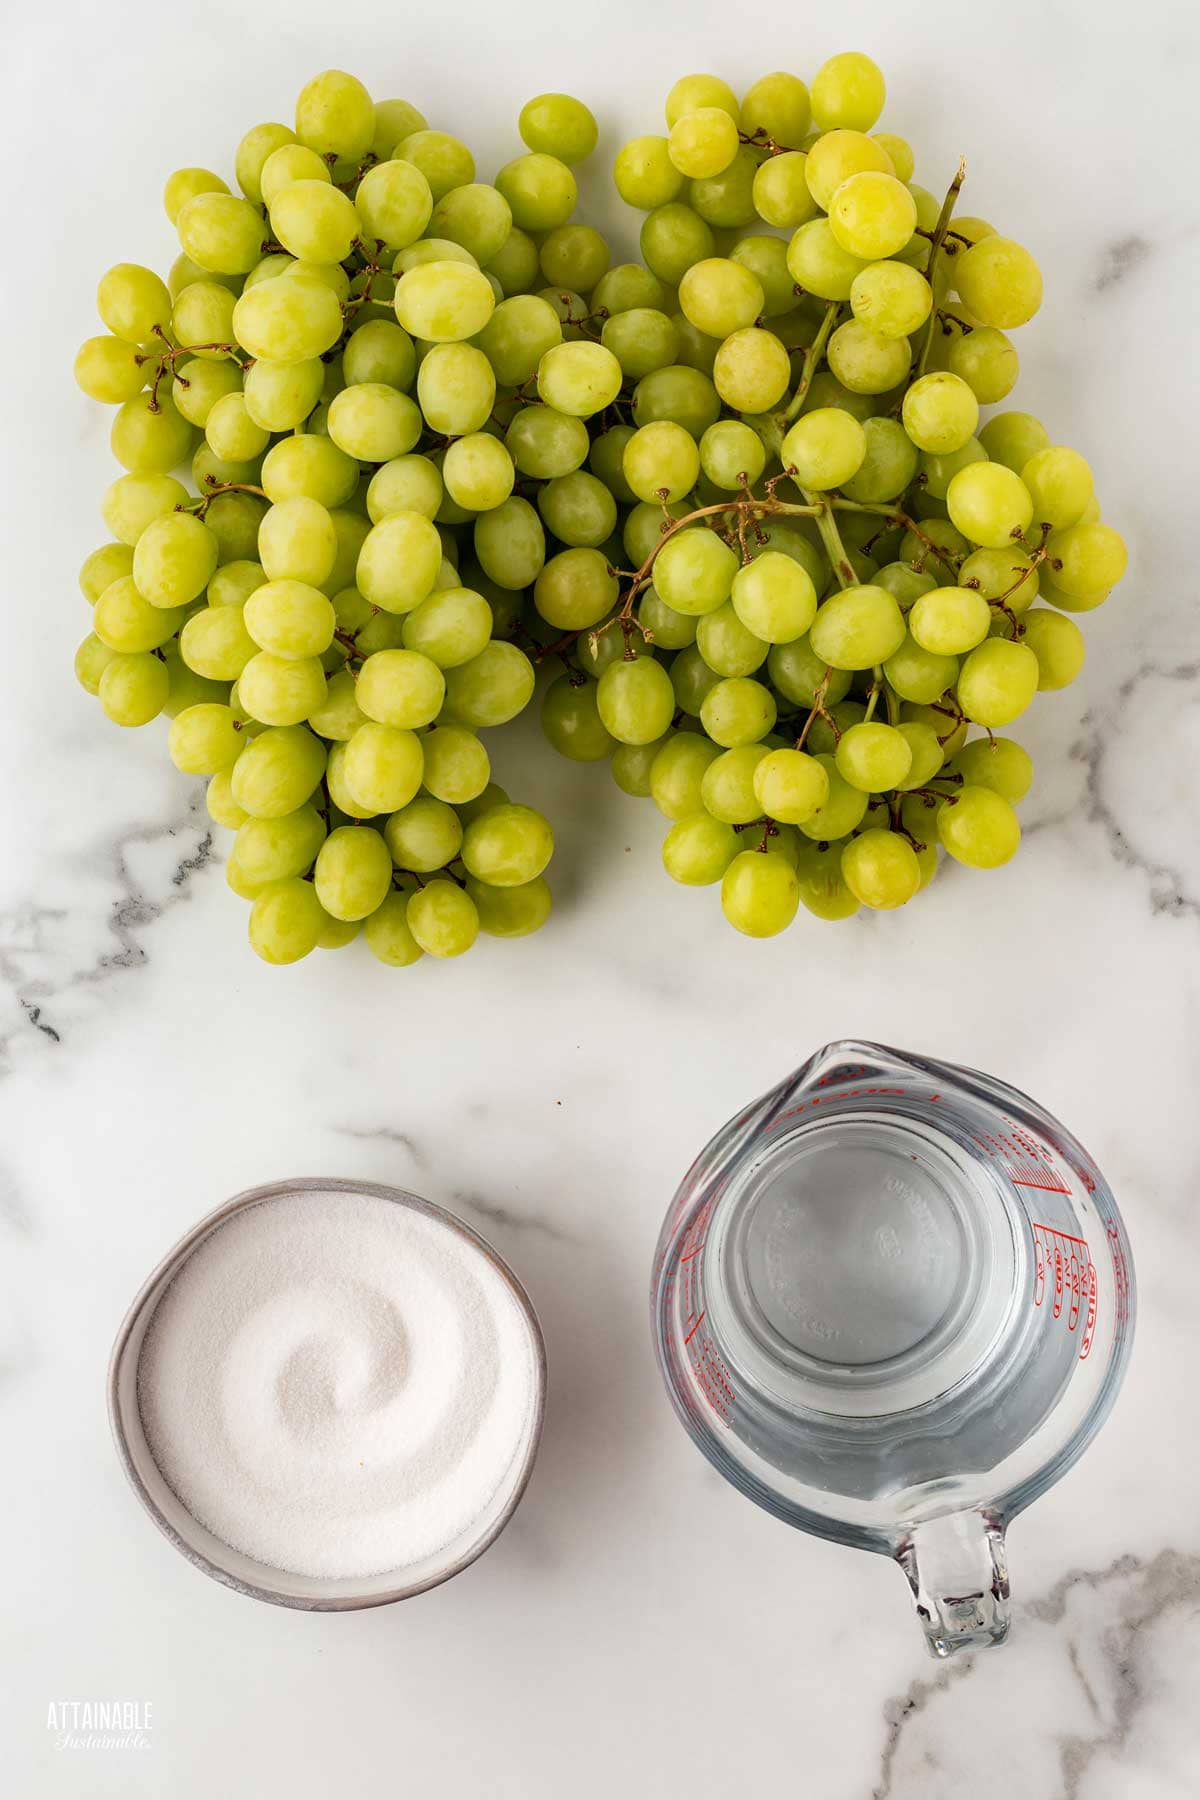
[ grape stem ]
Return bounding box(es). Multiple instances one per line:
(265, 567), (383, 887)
(135, 323), (252, 410)
(794, 670), (832, 751)
(915, 159), (968, 377)
(177, 477), (268, 521)
(827, 497), (962, 580)
(783, 302), (841, 423)
(738, 126), (804, 158)
(799, 487), (858, 587)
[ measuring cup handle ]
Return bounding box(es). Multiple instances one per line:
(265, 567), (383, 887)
(894, 1511), (1010, 1658)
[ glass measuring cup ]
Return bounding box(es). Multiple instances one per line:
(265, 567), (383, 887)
(651, 1042), (1135, 1657)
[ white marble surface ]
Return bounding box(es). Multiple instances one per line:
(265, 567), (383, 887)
(4, 0), (1199, 1792)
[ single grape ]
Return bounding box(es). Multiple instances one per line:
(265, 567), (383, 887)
(442, 641), (535, 726)
(506, 405), (590, 479)
(596, 657), (676, 744)
(238, 650), (327, 725)
(309, 668), (368, 739)
(495, 153), (577, 231)
(541, 673), (616, 761)
(342, 721), (424, 813)
(894, 720), (945, 790)
(827, 319), (912, 395)
(98, 652), (171, 727)
(1019, 608), (1086, 689)
(696, 602), (769, 678)
(639, 586), (699, 649)
(796, 843), (859, 919)
(313, 826), (393, 920)
(474, 497), (546, 590)
(849, 259), (932, 338)
(372, 98), (428, 159)
(519, 92), (598, 163)
(401, 587), (492, 668)
(356, 648), (446, 727)
(110, 391), (195, 476)
(700, 676), (777, 748)
(949, 737), (1033, 803)
(721, 849), (800, 937)
(356, 511), (443, 613)
(947, 326), (1019, 404)
(466, 875), (553, 937)
(538, 471), (617, 548)
(363, 891), (425, 965)
(768, 636), (851, 708)
(841, 416), (919, 503)
(623, 420), (701, 504)
(835, 721), (913, 792)
(367, 455), (443, 523)
(797, 754), (870, 840)
(93, 576), (185, 653)
(954, 237), (1043, 328)
(647, 734), (721, 818)
(396, 130), (476, 202)
(632, 364), (721, 436)
(662, 814), (739, 885)
(295, 69), (374, 160)
(978, 410), (1050, 474)
(443, 433), (516, 511)
(937, 785), (1021, 868)
(421, 726), (491, 803)
(232, 805), (326, 890)
(700, 743), (771, 823)
(167, 702), (244, 774)
(1045, 523), (1128, 596)
(394, 261), (496, 341)
(611, 735), (670, 796)
(461, 803), (553, 887)
(653, 528), (738, 615)
(614, 136), (686, 210)
(712, 327), (791, 412)
(753, 747), (829, 823)
(882, 634), (959, 704)
(699, 420), (767, 490)
(909, 584), (992, 655)
(780, 408), (867, 489)
(785, 218), (867, 301)
(946, 462), (1034, 549)
(902, 372), (979, 454)
(752, 152), (819, 229)
(841, 829), (921, 908)
(809, 584), (905, 669)
(248, 878), (327, 964)
(811, 53), (886, 132)
(828, 172), (916, 261)
(956, 638), (1040, 726)
(537, 341), (623, 417)
(640, 203), (716, 285)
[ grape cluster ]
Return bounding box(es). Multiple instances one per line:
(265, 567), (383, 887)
(73, 58), (1129, 954)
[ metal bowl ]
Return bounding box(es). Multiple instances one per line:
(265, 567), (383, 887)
(108, 1177), (547, 1611)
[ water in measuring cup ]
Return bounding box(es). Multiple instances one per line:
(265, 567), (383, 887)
(701, 1100), (1081, 1507)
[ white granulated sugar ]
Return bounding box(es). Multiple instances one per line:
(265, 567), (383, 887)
(137, 1190), (537, 1580)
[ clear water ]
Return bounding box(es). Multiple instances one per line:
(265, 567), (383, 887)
(699, 1107), (1081, 1507)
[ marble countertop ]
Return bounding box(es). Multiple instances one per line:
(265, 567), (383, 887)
(4, 0), (1198, 1792)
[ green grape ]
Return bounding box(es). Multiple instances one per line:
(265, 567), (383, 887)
(720, 849), (799, 936)
(367, 454), (443, 522)
(466, 873), (553, 937)
(978, 410), (1050, 474)
(849, 259), (931, 338)
(1046, 522), (1128, 595)
(536, 342), (623, 417)
(541, 674), (616, 760)
(268, 179), (357, 263)
(947, 326), (1018, 403)
(902, 372), (979, 454)
(180, 604), (259, 679)
(700, 743), (770, 822)
(873, 130), (913, 181)
(363, 891), (425, 966)
(348, 161), (433, 257)
(324, 382), (421, 462)
(954, 237), (1043, 328)
(236, 123), (298, 202)
(834, 721), (912, 792)
(316, 915), (361, 950)
(697, 602), (769, 677)
(474, 497), (546, 589)
(804, 130), (891, 210)
(93, 576), (183, 652)
(768, 635), (851, 708)
(442, 433), (515, 511)
(98, 651), (171, 727)
(809, 583), (905, 669)
(752, 153), (819, 229)
(614, 136), (686, 210)
(648, 734), (721, 818)
(678, 257), (762, 338)
(395, 129), (475, 202)
(639, 586), (698, 649)
(417, 342), (496, 433)
(518, 91), (598, 164)
(752, 747), (829, 823)
(80, 541), (136, 602)
(838, 417), (917, 504)
(909, 584), (991, 654)
(591, 264), (671, 317)
(75, 630), (118, 691)
(165, 701), (242, 774)
(394, 235), (479, 274)
(671, 311), (721, 373)
(780, 407), (867, 489)
(230, 724), (325, 818)
(664, 73), (739, 126)
(700, 676), (776, 747)
(949, 737), (1033, 803)
(341, 721), (424, 813)
(478, 294), (563, 385)
(898, 516), (969, 578)
(654, 527), (738, 615)
(206, 768), (248, 828)
(241, 357), (324, 432)
(622, 421), (700, 504)
(322, 510), (369, 593)
(238, 650), (327, 725)
(426, 184), (512, 266)
(946, 462), (1034, 549)
(874, 560), (937, 608)
(956, 638), (1039, 726)
(882, 633), (959, 704)
(532, 543), (618, 630)
(826, 318), (911, 395)
(811, 52), (886, 131)
(74, 334), (149, 405)
(728, 235), (797, 317)
(887, 720), (942, 791)
(325, 741), (375, 817)
(841, 829), (921, 909)
(1019, 608), (1086, 690)
(342, 320), (417, 391)
(406, 879), (479, 956)
(723, 558), (816, 651)
(1020, 446), (1094, 530)
(96, 263), (172, 343)
(248, 878), (327, 964)
(233, 275), (344, 363)
(461, 802), (553, 887)
(804, 697), (867, 757)
(662, 813), (739, 884)
(633, 361), (719, 435)
(937, 785), (1020, 868)
(353, 648), (444, 728)
(574, 618), (650, 677)
(667, 108), (739, 180)
(828, 171), (916, 261)
(797, 753), (870, 841)
(689, 148), (760, 230)
(640, 203), (716, 284)
(699, 420), (767, 490)
(232, 805), (325, 889)
(401, 587), (492, 667)
(795, 842), (859, 918)
(295, 69), (374, 160)
(535, 223), (607, 292)
(421, 725), (491, 802)
(309, 668), (367, 739)
(172, 356), (243, 427)
(203, 393), (269, 467)
(917, 437), (986, 502)
(740, 69), (810, 139)
(129, 512), (218, 610)
(624, 497), (688, 565)
(256, 497), (333, 586)
(163, 166), (230, 227)
(394, 261), (495, 340)
(900, 699), (967, 756)
(177, 192), (264, 276)
(600, 309), (679, 381)
(596, 656), (676, 744)
(110, 391), (194, 476)
(958, 547), (1039, 615)
(495, 153), (577, 231)
(356, 511), (443, 612)
(371, 98), (427, 158)
(537, 470), (617, 547)
(712, 327), (791, 412)
(442, 640), (535, 726)
(611, 734), (670, 795)
(313, 825), (393, 920)
(505, 406), (590, 481)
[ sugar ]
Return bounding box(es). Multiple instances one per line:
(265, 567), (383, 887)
(137, 1189), (537, 1581)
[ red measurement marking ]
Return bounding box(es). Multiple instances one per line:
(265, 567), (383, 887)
(1032, 1223), (1097, 1358)
(973, 1127), (1072, 1194)
(683, 1311), (707, 1346)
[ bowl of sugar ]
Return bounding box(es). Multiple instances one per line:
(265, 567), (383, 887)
(108, 1178), (546, 1610)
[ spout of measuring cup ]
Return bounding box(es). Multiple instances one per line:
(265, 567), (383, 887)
(894, 1512), (1010, 1658)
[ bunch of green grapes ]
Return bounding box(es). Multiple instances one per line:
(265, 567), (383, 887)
(73, 58), (1129, 955)
(73, 71), (608, 965)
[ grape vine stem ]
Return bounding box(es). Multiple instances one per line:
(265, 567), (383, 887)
(915, 159), (968, 377)
(783, 302), (842, 422)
